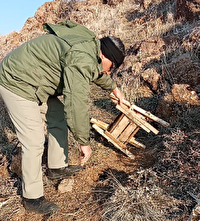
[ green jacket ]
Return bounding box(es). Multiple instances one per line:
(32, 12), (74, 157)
(0, 20), (116, 145)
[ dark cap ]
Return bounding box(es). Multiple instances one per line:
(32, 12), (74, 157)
(100, 37), (125, 68)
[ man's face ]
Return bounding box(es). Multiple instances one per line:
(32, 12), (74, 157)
(101, 54), (114, 75)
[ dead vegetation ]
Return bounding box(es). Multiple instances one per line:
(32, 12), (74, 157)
(0, 0), (200, 220)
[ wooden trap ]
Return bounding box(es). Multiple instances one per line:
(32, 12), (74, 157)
(90, 93), (169, 159)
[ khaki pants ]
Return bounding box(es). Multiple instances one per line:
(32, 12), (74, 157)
(0, 86), (68, 199)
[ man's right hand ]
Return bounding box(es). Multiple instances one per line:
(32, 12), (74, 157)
(111, 87), (124, 104)
(79, 145), (92, 166)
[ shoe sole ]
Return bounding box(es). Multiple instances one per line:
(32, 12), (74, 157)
(47, 170), (81, 180)
(23, 203), (59, 214)
(25, 207), (58, 214)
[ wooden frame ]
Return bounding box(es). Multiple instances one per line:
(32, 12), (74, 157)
(91, 93), (169, 159)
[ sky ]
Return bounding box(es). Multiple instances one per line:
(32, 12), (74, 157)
(0, 0), (47, 35)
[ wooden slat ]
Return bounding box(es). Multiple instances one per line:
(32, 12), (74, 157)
(116, 104), (151, 133)
(116, 104), (159, 134)
(110, 93), (170, 128)
(126, 126), (140, 145)
(118, 122), (138, 142)
(130, 104), (169, 128)
(108, 113), (124, 133)
(110, 115), (130, 138)
(133, 111), (159, 134)
(90, 118), (109, 130)
(130, 104), (170, 128)
(129, 137), (146, 149)
(110, 92), (131, 107)
(92, 124), (135, 159)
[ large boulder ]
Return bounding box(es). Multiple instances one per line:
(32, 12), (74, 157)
(162, 53), (200, 89)
(102, 0), (124, 5)
(175, 0), (200, 21)
(171, 84), (200, 105)
(138, 36), (166, 63)
(34, 0), (62, 25)
(156, 84), (200, 123)
(140, 0), (163, 9)
(0, 156), (10, 179)
(141, 68), (161, 91)
(156, 93), (177, 123)
(182, 26), (200, 52)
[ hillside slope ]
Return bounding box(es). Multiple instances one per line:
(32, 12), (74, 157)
(0, 0), (200, 220)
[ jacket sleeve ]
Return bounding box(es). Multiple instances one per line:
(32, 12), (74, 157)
(62, 52), (96, 145)
(93, 74), (117, 90)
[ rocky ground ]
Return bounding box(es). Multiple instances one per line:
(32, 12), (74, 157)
(0, 0), (200, 220)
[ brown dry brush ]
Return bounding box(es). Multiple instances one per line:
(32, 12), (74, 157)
(0, 0), (200, 220)
(90, 169), (181, 221)
(154, 114), (200, 218)
(89, 142), (199, 220)
(87, 107), (200, 221)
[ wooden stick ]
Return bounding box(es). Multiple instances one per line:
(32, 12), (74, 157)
(110, 93), (170, 128)
(118, 122), (138, 142)
(92, 124), (135, 159)
(110, 92), (131, 107)
(126, 126), (140, 145)
(90, 118), (109, 130)
(110, 115), (130, 138)
(130, 103), (169, 128)
(107, 113), (125, 133)
(128, 137), (146, 149)
(117, 104), (160, 134)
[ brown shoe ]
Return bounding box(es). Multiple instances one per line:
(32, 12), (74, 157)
(22, 196), (59, 214)
(47, 165), (82, 180)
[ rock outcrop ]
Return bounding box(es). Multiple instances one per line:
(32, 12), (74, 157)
(0, 0), (200, 124)
(175, 0), (200, 20)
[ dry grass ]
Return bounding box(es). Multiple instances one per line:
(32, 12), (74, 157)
(98, 170), (181, 221)
(90, 111), (200, 221)
(80, 0), (180, 47)
(0, 0), (200, 220)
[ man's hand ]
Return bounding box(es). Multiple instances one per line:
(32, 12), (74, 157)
(111, 87), (124, 104)
(79, 145), (92, 166)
